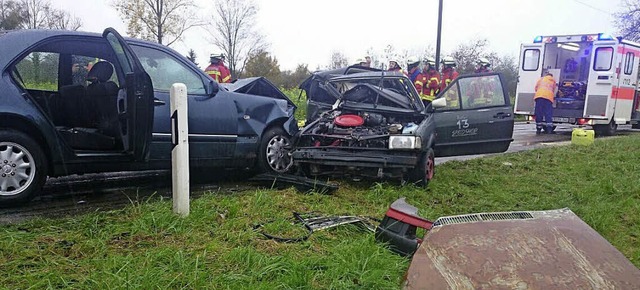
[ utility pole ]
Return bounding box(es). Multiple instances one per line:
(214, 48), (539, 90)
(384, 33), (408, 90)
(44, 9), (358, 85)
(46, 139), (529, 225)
(435, 0), (443, 71)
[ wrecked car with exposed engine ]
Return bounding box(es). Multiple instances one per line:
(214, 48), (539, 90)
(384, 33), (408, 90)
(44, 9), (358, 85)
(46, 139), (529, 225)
(293, 66), (515, 186)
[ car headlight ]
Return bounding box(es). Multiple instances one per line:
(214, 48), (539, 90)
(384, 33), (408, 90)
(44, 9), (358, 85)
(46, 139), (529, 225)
(389, 136), (421, 150)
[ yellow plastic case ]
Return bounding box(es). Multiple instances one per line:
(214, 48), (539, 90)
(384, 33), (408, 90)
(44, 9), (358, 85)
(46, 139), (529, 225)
(572, 128), (594, 146)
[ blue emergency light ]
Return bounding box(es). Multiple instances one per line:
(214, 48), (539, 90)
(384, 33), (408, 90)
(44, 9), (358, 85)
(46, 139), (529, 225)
(533, 36), (543, 43)
(598, 33), (614, 40)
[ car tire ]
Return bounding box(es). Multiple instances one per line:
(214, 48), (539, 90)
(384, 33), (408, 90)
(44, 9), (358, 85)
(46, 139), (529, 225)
(408, 148), (435, 187)
(0, 130), (47, 206)
(593, 120), (617, 136)
(257, 127), (293, 174)
(632, 122), (640, 129)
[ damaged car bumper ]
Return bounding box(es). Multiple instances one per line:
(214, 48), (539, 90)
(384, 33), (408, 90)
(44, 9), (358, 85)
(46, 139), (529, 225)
(293, 147), (420, 169)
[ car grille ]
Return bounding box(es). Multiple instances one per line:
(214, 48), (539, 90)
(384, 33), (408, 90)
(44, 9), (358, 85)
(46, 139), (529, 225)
(433, 211), (534, 227)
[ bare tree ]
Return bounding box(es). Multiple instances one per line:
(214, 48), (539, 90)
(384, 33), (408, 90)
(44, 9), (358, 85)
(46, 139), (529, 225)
(615, 0), (640, 41)
(1, 0), (25, 30)
(113, 0), (201, 46)
(208, 0), (266, 78)
(329, 51), (348, 69)
(47, 9), (81, 30)
(19, 0), (81, 30)
(450, 38), (490, 74)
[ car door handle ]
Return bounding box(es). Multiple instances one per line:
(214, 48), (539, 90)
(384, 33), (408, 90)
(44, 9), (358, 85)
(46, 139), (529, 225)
(493, 112), (512, 119)
(154, 98), (166, 106)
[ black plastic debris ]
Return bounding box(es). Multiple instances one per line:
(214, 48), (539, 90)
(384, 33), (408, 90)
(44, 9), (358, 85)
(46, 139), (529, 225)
(254, 212), (377, 243)
(249, 173), (338, 194)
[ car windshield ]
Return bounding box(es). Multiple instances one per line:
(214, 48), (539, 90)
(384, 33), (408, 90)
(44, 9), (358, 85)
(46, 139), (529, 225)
(327, 76), (423, 111)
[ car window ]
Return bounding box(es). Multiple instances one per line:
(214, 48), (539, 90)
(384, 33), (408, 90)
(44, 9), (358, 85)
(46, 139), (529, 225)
(437, 83), (461, 111)
(15, 52), (59, 91)
(456, 75), (506, 109)
(106, 33), (133, 74)
(71, 55), (120, 87)
(522, 49), (540, 71)
(329, 77), (423, 110)
(594, 47), (613, 71)
(130, 45), (206, 95)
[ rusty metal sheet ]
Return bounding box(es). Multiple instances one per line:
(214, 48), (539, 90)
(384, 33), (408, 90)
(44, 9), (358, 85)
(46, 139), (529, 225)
(404, 208), (640, 290)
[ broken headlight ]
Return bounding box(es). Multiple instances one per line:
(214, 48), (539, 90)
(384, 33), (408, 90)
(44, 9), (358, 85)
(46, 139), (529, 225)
(389, 136), (421, 150)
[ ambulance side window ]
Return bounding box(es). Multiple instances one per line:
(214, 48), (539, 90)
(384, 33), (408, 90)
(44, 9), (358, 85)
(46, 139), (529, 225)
(522, 49), (540, 71)
(594, 47), (614, 71)
(624, 52), (634, 75)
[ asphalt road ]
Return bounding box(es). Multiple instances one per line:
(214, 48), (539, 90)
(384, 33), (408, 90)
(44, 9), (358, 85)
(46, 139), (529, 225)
(436, 123), (638, 164)
(1, 123), (637, 223)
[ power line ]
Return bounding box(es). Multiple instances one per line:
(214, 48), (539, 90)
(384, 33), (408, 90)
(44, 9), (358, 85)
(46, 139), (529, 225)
(571, 0), (612, 15)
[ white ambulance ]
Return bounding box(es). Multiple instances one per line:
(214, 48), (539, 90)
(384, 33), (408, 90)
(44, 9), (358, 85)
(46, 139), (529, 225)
(514, 33), (640, 135)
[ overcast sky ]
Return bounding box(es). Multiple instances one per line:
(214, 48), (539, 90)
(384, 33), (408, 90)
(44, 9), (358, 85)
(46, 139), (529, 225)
(54, 0), (618, 70)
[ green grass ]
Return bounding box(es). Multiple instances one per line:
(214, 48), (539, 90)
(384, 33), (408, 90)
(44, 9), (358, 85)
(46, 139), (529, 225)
(23, 81), (57, 92)
(282, 87), (307, 122)
(1, 135), (639, 288)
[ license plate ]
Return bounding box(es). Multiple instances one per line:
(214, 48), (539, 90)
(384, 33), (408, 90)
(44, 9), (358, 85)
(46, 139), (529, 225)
(553, 117), (569, 122)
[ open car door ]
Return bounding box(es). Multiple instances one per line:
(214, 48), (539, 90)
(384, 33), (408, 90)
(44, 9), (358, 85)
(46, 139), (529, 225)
(433, 73), (514, 157)
(103, 28), (154, 160)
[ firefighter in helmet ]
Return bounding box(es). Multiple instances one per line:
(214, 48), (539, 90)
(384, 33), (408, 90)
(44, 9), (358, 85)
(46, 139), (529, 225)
(440, 57), (460, 109)
(204, 53), (231, 83)
(387, 58), (404, 74)
(414, 57), (441, 104)
(440, 56), (459, 91)
(468, 57), (497, 107)
(407, 57), (421, 83)
(354, 58), (368, 67)
(475, 57), (492, 73)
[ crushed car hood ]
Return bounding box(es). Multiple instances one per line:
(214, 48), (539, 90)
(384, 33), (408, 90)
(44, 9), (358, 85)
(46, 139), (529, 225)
(299, 65), (382, 92)
(301, 68), (423, 114)
(404, 208), (640, 289)
(221, 77), (296, 108)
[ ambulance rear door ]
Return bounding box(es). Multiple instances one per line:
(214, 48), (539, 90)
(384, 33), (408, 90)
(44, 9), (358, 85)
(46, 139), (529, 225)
(584, 40), (617, 120)
(514, 43), (545, 115)
(614, 42), (640, 122)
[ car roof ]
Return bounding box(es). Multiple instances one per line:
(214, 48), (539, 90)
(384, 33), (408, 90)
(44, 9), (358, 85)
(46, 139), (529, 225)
(0, 29), (104, 70)
(299, 65), (383, 91)
(328, 71), (407, 82)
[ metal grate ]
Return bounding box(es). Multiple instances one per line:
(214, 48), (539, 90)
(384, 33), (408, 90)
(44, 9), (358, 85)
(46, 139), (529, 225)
(433, 211), (534, 227)
(480, 212), (533, 221)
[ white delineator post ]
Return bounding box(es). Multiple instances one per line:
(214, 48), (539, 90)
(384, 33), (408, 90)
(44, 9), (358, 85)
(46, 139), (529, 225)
(170, 83), (189, 216)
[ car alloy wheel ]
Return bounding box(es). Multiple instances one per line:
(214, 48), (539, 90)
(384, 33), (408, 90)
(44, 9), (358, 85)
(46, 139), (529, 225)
(0, 142), (36, 196)
(425, 151), (435, 181)
(265, 134), (293, 173)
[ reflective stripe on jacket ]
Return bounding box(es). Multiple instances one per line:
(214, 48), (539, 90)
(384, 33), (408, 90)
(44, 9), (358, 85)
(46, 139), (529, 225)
(205, 63), (232, 83)
(534, 75), (556, 102)
(415, 70), (440, 101)
(441, 68), (459, 91)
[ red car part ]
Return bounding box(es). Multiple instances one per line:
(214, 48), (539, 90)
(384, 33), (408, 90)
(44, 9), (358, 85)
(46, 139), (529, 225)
(334, 114), (364, 127)
(374, 198), (433, 256)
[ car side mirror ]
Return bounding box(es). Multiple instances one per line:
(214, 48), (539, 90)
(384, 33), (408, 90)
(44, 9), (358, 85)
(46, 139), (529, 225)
(208, 80), (219, 96)
(427, 97), (446, 112)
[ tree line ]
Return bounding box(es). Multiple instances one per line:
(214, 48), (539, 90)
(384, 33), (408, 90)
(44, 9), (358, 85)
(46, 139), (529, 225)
(4, 0), (640, 96)
(0, 0), (81, 30)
